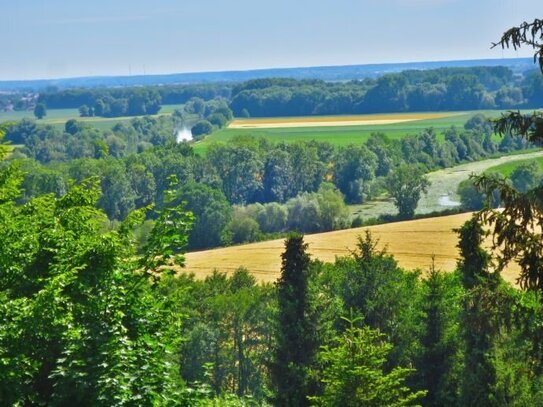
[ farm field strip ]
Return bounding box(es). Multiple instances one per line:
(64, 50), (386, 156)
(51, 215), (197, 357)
(184, 212), (520, 285)
(193, 110), (502, 153)
(228, 112), (459, 129)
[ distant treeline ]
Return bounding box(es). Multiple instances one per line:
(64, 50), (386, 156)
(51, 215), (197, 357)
(34, 66), (543, 119)
(37, 83), (231, 116)
(230, 67), (543, 117)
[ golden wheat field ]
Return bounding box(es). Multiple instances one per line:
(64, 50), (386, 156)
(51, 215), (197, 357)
(184, 212), (520, 285)
(228, 112), (458, 129)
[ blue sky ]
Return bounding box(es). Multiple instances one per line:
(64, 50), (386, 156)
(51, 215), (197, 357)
(0, 0), (540, 80)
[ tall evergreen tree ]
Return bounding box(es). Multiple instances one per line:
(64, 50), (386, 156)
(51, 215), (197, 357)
(457, 217), (499, 406)
(272, 233), (317, 406)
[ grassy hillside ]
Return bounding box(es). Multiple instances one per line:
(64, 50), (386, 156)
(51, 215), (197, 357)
(184, 212), (520, 285)
(485, 156), (543, 176)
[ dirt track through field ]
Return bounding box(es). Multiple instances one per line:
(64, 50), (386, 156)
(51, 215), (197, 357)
(229, 112), (457, 129)
(184, 212), (520, 285)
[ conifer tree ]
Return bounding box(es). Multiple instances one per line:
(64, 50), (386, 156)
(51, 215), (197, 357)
(272, 233), (317, 406)
(457, 217), (499, 406)
(416, 264), (462, 407)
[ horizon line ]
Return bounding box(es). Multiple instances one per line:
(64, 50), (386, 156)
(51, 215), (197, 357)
(0, 56), (534, 84)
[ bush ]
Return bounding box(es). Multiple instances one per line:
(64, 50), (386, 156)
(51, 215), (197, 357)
(457, 179), (485, 211)
(255, 202), (288, 233)
(207, 113), (228, 128)
(222, 206), (262, 244)
(191, 120), (213, 137)
(457, 178), (501, 210)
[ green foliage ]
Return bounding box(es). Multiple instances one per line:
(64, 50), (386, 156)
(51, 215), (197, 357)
(140, 175), (194, 274)
(207, 113), (228, 128)
(335, 231), (423, 366)
(286, 184), (349, 233)
(474, 174), (543, 291)
(415, 267), (463, 407)
(78, 104), (93, 117)
(223, 213), (261, 245)
(456, 216), (501, 406)
(0, 169), (192, 405)
(311, 318), (426, 407)
(207, 144), (263, 204)
(173, 270), (275, 401)
(510, 161), (541, 192)
(192, 120), (214, 138)
(385, 164), (430, 219)
(176, 182), (231, 250)
(0, 123), (9, 160)
(333, 144), (377, 203)
(230, 67), (517, 117)
(255, 202), (288, 233)
(458, 178), (486, 210)
(34, 102), (47, 119)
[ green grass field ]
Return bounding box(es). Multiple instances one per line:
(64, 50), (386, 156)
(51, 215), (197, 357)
(193, 110), (506, 154)
(485, 156), (543, 176)
(0, 104), (185, 131)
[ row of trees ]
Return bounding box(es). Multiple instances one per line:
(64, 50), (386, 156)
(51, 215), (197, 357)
(174, 97), (234, 138)
(78, 88), (162, 117)
(34, 64), (543, 119)
(38, 82), (230, 109)
(5, 115), (176, 163)
(229, 67), (539, 117)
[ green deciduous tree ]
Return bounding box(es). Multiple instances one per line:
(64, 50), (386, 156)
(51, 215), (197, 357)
(176, 182), (231, 249)
(0, 170), (193, 405)
(207, 145), (263, 205)
(34, 102), (47, 119)
(191, 120), (213, 138)
(510, 162), (541, 193)
(333, 145), (377, 203)
(385, 164), (430, 219)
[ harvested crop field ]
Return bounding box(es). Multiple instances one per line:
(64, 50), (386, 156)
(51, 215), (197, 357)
(228, 112), (459, 129)
(184, 212), (520, 285)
